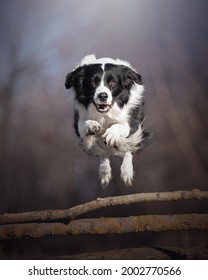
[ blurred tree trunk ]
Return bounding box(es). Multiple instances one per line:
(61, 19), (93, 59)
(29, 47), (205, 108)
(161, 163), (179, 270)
(0, 86), (14, 210)
(0, 55), (30, 210)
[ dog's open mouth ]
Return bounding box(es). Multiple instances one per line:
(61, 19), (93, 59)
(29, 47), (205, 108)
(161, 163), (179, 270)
(95, 103), (112, 113)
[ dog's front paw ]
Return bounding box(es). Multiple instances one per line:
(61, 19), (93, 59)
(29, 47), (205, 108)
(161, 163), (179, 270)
(85, 120), (101, 135)
(102, 128), (120, 147)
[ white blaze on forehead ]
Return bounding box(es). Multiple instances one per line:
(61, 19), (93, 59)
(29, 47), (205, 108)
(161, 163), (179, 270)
(94, 74), (112, 104)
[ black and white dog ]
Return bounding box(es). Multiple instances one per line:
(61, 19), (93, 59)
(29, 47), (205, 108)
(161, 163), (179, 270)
(65, 55), (152, 188)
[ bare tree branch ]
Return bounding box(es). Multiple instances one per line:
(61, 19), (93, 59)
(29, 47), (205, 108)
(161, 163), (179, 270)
(0, 189), (207, 225)
(0, 214), (207, 240)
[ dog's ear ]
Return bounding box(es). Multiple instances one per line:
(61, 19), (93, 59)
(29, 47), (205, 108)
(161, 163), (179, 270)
(65, 66), (85, 90)
(121, 66), (143, 90)
(127, 69), (143, 85)
(65, 71), (74, 89)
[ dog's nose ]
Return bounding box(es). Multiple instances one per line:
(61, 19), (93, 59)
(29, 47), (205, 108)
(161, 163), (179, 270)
(98, 92), (108, 102)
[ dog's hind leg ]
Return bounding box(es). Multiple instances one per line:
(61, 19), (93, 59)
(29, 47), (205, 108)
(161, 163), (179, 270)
(99, 156), (112, 189)
(120, 152), (134, 186)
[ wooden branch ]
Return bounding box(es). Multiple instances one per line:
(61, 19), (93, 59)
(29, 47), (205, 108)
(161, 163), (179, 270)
(1, 214), (208, 240)
(0, 189), (207, 225)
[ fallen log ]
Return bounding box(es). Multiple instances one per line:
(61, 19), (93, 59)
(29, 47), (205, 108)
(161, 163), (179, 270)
(1, 213), (208, 240)
(56, 247), (208, 260)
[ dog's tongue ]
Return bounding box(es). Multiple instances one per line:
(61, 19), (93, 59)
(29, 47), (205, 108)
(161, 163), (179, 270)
(99, 104), (108, 110)
(98, 104), (111, 112)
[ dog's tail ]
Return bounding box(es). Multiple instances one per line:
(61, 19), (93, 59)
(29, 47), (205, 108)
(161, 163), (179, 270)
(116, 125), (153, 153)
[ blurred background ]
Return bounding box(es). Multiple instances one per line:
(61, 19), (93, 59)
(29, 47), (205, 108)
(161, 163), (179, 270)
(0, 0), (207, 258)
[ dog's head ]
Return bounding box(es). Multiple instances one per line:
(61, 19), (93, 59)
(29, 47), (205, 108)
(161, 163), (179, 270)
(65, 55), (143, 113)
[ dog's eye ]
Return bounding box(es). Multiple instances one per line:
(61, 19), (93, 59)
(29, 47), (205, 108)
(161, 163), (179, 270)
(90, 79), (96, 87)
(109, 79), (117, 87)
